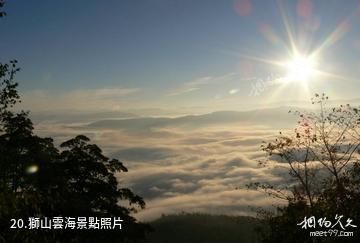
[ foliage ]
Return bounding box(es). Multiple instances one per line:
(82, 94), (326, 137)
(249, 93), (360, 242)
(0, 66), (149, 242)
(0, 0), (5, 17)
(146, 213), (262, 243)
(0, 3), (149, 241)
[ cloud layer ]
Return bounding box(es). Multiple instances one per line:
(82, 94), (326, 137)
(33, 108), (294, 221)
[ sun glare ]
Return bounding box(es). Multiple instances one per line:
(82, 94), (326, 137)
(285, 54), (316, 83)
(285, 52), (315, 82)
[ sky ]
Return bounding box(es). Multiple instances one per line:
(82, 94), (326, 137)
(2, 0), (360, 113)
(3, 0), (360, 221)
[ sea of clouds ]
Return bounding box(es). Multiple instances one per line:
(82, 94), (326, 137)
(32, 107), (297, 221)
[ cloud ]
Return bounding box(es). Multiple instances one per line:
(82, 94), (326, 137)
(167, 73), (236, 96)
(166, 76), (212, 96)
(167, 87), (200, 97)
(21, 87), (139, 112)
(91, 88), (138, 97)
(225, 156), (256, 168)
(112, 147), (178, 162)
(178, 137), (218, 145)
(135, 189), (276, 221)
(32, 107), (296, 221)
(222, 138), (265, 147)
(229, 89), (239, 95)
(86, 107), (296, 134)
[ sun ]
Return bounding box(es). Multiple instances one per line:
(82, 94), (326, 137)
(284, 54), (316, 83)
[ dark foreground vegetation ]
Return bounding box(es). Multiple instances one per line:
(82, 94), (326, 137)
(249, 93), (360, 242)
(147, 213), (262, 243)
(0, 2), (149, 242)
(0, 61), (149, 243)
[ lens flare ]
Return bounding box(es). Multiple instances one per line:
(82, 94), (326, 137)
(285, 54), (316, 82)
(26, 165), (39, 174)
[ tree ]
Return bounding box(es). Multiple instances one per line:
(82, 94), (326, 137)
(248, 93), (360, 242)
(0, 2), (149, 241)
(0, 0), (5, 17)
(0, 68), (148, 243)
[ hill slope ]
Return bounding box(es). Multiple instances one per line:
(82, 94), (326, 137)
(146, 213), (263, 243)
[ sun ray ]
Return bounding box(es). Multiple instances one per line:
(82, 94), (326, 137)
(277, 0), (298, 55)
(238, 54), (285, 67)
(211, 1), (355, 102)
(310, 5), (360, 58)
(310, 20), (350, 58)
(314, 69), (355, 82)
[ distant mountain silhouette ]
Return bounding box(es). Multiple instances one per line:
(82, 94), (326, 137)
(86, 107), (299, 132)
(30, 110), (137, 123)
